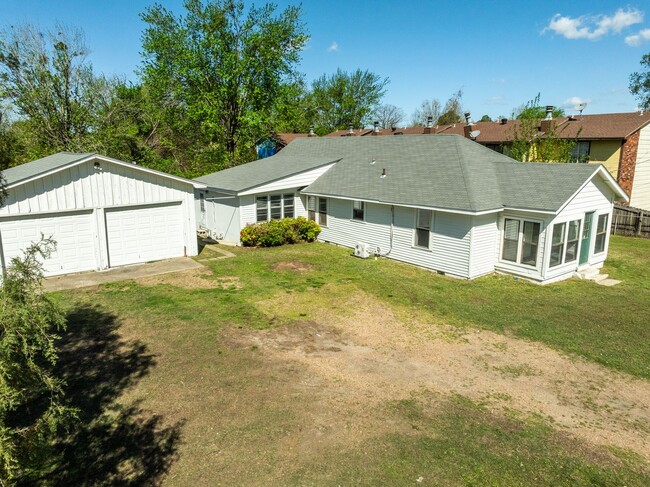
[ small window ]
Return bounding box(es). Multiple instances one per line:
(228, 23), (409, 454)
(502, 218), (520, 262)
(200, 193), (205, 212)
(594, 214), (608, 253)
(283, 194), (294, 218)
(318, 197), (327, 226)
(565, 220), (580, 262)
(570, 141), (591, 163)
(307, 196), (316, 221)
(352, 201), (365, 221)
(415, 209), (432, 248)
(549, 223), (566, 268)
(270, 195), (282, 220)
(256, 196), (268, 222)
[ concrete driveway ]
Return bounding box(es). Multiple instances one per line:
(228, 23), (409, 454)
(43, 257), (205, 292)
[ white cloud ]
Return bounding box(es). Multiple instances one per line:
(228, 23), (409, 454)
(563, 96), (592, 108)
(544, 8), (643, 40)
(327, 41), (339, 52)
(626, 28), (650, 46)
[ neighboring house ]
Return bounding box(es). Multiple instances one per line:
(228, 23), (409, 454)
(328, 112), (650, 210)
(255, 132), (315, 158)
(0, 152), (205, 277)
(195, 135), (627, 284)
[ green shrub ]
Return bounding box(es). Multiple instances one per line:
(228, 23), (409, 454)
(240, 217), (321, 247)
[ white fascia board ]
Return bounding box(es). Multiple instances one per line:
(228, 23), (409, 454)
(299, 192), (503, 216)
(555, 165), (627, 215)
(237, 160), (339, 196)
(6, 154), (207, 190)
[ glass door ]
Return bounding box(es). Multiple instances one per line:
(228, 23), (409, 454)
(579, 212), (594, 265)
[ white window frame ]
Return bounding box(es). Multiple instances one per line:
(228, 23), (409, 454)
(500, 216), (543, 268)
(594, 213), (609, 254)
(549, 218), (583, 268)
(256, 193), (295, 222)
(352, 200), (365, 221)
(414, 209), (432, 249)
(308, 196), (327, 227)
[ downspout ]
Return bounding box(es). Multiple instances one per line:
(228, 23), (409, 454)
(376, 205), (395, 257)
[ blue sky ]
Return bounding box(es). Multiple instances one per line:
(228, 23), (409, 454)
(3, 1), (650, 122)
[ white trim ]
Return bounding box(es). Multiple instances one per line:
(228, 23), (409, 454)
(6, 154), (207, 190)
(555, 166), (627, 216)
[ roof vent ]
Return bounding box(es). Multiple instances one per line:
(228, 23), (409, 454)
(308, 125), (315, 137)
(464, 112), (472, 125)
(370, 158), (376, 165)
(348, 124), (354, 135)
(380, 168), (386, 179)
(373, 121), (380, 134)
(545, 105), (554, 120)
(426, 116), (433, 128)
(500, 118), (508, 125)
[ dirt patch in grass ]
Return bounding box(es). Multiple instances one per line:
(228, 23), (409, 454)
(270, 261), (314, 273)
(246, 289), (650, 462)
(136, 267), (219, 289)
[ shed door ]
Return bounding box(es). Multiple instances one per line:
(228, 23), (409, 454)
(0, 210), (97, 277)
(105, 202), (185, 267)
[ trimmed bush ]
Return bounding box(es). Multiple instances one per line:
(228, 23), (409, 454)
(240, 217), (321, 247)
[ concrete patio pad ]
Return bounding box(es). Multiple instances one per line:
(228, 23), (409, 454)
(43, 257), (205, 292)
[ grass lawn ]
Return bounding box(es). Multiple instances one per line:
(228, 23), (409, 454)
(33, 235), (650, 485)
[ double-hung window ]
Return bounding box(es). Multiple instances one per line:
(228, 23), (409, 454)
(256, 193), (295, 222)
(352, 200), (365, 221)
(549, 219), (582, 267)
(594, 214), (608, 253)
(308, 196), (327, 226)
(501, 218), (540, 266)
(415, 209), (432, 248)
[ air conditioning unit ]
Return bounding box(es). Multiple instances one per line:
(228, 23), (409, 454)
(354, 242), (371, 259)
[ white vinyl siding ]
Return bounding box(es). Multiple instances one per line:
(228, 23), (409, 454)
(237, 163), (336, 196)
(0, 158), (199, 275)
(317, 200), (471, 278)
(468, 214), (498, 278)
(630, 124), (650, 210)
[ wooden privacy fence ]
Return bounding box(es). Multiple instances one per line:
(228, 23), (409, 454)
(611, 204), (650, 238)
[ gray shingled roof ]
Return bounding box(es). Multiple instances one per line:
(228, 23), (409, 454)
(194, 152), (340, 192)
(299, 135), (600, 213)
(2, 152), (94, 186)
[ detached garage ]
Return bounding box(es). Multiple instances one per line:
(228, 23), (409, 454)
(0, 152), (205, 277)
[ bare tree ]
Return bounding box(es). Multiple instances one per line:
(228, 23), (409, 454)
(372, 104), (405, 129)
(411, 99), (441, 126)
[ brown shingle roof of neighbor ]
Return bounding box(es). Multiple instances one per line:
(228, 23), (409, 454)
(275, 133), (312, 145)
(325, 112), (650, 143)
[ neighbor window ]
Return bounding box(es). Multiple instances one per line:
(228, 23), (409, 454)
(308, 196), (327, 226)
(594, 214), (608, 253)
(501, 218), (540, 266)
(550, 219), (582, 267)
(570, 141), (590, 163)
(352, 200), (365, 221)
(415, 209), (432, 248)
(256, 193), (294, 222)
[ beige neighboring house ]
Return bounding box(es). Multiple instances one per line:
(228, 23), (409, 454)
(328, 112), (650, 210)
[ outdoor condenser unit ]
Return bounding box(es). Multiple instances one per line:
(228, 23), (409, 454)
(354, 242), (371, 259)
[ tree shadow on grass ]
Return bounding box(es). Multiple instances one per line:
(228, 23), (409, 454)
(29, 304), (183, 486)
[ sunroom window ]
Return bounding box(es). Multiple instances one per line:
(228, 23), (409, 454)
(550, 219), (582, 268)
(594, 214), (608, 253)
(501, 218), (540, 266)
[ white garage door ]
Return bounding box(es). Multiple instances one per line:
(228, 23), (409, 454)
(0, 211), (97, 277)
(105, 202), (185, 267)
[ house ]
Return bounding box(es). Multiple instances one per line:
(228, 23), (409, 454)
(195, 135), (627, 284)
(328, 111), (650, 210)
(0, 152), (205, 277)
(255, 132), (315, 158)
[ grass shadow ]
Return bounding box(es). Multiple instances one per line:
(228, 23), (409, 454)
(27, 304), (183, 486)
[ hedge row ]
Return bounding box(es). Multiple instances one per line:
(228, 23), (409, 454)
(240, 217), (321, 247)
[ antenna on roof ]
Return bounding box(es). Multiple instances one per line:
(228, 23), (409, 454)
(574, 102), (587, 116)
(469, 130), (481, 141)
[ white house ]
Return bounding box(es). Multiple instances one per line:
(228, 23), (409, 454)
(195, 135), (628, 284)
(0, 152), (205, 277)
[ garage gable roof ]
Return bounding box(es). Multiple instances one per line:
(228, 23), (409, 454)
(2, 152), (206, 189)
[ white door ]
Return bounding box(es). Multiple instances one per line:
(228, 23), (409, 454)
(105, 202), (185, 267)
(0, 210), (97, 277)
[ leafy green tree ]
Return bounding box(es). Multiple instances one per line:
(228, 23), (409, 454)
(310, 68), (388, 133)
(512, 93), (564, 120)
(0, 23), (113, 157)
(140, 0), (308, 168)
(629, 52), (650, 110)
(478, 114), (492, 122)
(436, 90), (464, 125)
(0, 237), (75, 484)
